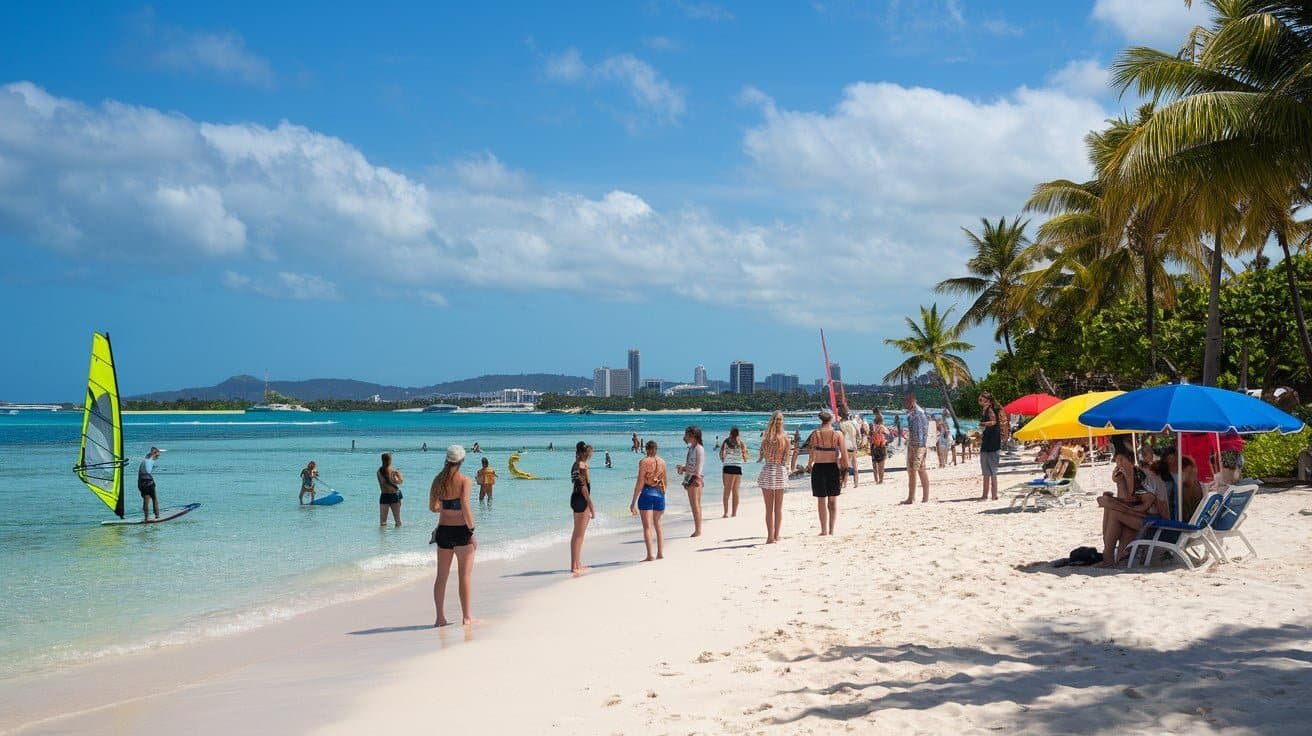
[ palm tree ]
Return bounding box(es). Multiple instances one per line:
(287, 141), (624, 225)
(1110, 0), (1312, 384)
(934, 217), (1034, 356)
(884, 304), (974, 432)
(1025, 109), (1206, 378)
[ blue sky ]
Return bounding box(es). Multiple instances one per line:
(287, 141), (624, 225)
(0, 1), (1212, 400)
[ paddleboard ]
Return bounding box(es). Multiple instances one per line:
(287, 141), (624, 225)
(310, 491), (343, 506)
(102, 503), (201, 526)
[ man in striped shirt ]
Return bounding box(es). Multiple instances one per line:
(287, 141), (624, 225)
(901, 392), (931, 504)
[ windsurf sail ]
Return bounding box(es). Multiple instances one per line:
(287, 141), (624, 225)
(820, 330), (839, 418)
(74, 332), (126, 517)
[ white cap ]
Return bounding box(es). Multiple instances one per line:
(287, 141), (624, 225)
(446, 445), (467, 463)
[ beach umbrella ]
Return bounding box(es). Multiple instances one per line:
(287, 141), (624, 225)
(1079, 384), (1305, 519)
(1003, 393), (1062, 417)
(1013, 391), (1127, 442)
(1078, 384), (1304, 435)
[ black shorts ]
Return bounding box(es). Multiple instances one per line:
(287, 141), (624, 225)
(379, 492), (402, 505)
(871, 446), (887, 462)
(430, 524), (473, 549)
(570, 490), (588, 513)
(139, 489), (156, 499)
(810, 462), (841, 497)
(723, 466), (742, 476)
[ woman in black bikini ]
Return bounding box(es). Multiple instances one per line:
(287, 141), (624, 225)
(569, 441), (596, 576)
(377, 453), (404, 528)
(429, 445), (475, 626)
(805, 410), (848, 536)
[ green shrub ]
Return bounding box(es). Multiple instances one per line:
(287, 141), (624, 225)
(1243, 428), (1312, 478)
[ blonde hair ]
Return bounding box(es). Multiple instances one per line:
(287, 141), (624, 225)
(761, 412), (788, 461)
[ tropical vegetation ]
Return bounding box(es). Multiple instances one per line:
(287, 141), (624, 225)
(900, 1), (1312, 444)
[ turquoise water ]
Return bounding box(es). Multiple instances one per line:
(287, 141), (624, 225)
(0, 409), (812, 680)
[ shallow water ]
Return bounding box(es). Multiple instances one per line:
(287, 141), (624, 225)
(0, 410), (804, 680)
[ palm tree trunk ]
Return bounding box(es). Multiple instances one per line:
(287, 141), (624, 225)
(937, 377), (962, 437)
(1003, 328), (1013, 357)
(1276, 230), (1312, 377)
(1144, 253), (1157, 378)
(1202, 227), (1224, 386)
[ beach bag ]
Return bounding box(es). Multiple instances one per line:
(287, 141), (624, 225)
(1067, 546), (1101, 566)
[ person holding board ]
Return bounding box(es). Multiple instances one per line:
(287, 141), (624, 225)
(137, 447), (162, 521)
(299, 460), (319, 505)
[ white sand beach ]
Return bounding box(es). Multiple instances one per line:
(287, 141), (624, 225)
(8, 451), (1312, 735)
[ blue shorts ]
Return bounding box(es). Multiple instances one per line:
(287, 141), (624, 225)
(637, 486), (666, 512)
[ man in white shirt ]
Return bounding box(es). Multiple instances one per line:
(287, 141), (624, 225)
(838, 410), (860, 488)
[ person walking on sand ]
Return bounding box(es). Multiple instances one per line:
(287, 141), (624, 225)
(901, 393), (930, 504)
(757, 412), (789, 543)
(569, 442), (597, 575)
(870, 411), (888, 484)
(838, 410), (861, 488)
(429, 445), (475, 626)
(978, 392), (1003, 500)
(137, 447), (162, 520)
(475, 457), (497, 504)
(629, 440), (667, 561)
(299, 460), (318, 505)
(377, 452), (404, 527)
(677, 426), (706, 537)
(719, 426), (748, 518)
(805, 410), (848, 536)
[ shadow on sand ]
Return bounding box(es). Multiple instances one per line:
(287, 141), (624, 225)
(769, 621), (1312, 731)
(500, 560), (628, 578)
(346, 624), (435, 635)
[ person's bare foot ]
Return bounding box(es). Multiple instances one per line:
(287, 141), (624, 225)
(899, 500), (913, 505)
(690, 531), (701, 538)
(462, 617), (481, 626)
(1095, 560), (1116, 568)
(722, 514), (728, 518)
(435, 617), (449, 627)
(643, 556), (655, 562)
(990, 494), (998, 500)
(656, 553), (664, 559)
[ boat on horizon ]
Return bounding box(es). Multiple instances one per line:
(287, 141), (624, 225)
(246, 370), (310, 413)
(422, 403), (460, 413)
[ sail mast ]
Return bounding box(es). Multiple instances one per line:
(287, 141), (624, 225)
(820, 330), (839, 418)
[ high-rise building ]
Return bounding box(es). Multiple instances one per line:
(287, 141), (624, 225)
(609, 368), (632, 397)
(764, 373), (800, 393)
(627, 349), (641, 396)
(593, 367), (612, 398)
(828, 362), (842, 384)
(593, 366), (633, 397)
(693, 364), (707, 386)
(729, 361), (755, 394)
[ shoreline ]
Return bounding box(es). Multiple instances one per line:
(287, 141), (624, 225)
(8, 450), (1311, 734)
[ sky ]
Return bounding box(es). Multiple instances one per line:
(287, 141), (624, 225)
(0, 0), (1213, 401)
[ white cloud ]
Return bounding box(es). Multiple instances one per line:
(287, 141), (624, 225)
(1047, 59), (1111, 98)
(0, 79), (1106, 330)
(223, 270), (340, 301)
(668, 1), (734, 22)
(544, 48), (685, 128)
(419, 290), (448, 307)
(643, 35), (681, 52)
(1091, 0), (1210, 47)
(133, 10), (274, 88)
(981, 19), (1023, 37)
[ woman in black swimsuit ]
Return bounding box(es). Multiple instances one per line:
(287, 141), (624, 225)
(569, 441), (596, 576)
(377, 453), (404, 528)
(805, 410), (849, 536)
(429, 445), (475, 626)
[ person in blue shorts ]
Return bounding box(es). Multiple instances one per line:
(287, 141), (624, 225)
(630, 440), (668, 562)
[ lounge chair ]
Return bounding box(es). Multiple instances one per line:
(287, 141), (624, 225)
(1124, 492), (1225, 570)
(1208, 484), (1258, 561)
(1007, 476), (1082, 511)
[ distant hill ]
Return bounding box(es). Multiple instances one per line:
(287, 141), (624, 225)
(132, 373), (592, 402)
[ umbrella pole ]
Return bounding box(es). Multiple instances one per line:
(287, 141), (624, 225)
(1176, 432), (1183, 522)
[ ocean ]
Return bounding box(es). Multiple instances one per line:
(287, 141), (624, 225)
(0, 408), (853, 681)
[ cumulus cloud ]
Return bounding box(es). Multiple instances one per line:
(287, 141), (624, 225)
(1091, 0), (1211, 48)
(544, 48), (685, 128)
(419, 290), (449, 307)
(132, 10), (275, 88)
(223, 271), (340, 301)
(1047, 59), (1112, 98)
(0, 78), (1106, 329)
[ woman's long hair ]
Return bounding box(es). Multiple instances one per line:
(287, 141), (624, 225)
(726, 426), (741, 448)
(431, 460), (462, 503)
(762, 412), (787, 460)
(685, 426), (703, 446)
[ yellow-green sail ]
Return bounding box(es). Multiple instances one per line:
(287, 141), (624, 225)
(75, 332), (126, 517)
